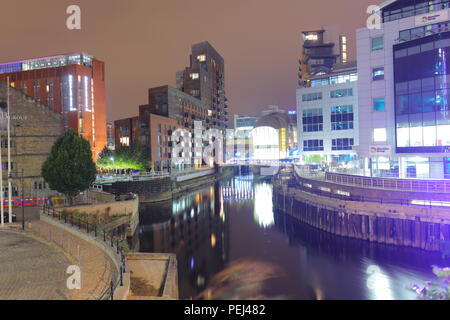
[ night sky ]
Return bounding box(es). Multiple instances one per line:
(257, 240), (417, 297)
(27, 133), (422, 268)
(1, 0), (376, 123)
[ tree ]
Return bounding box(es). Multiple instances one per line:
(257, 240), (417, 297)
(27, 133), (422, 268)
(42, 129), (97, 205)
(96, 144), (150, 171)
(412, 266), (450, 300)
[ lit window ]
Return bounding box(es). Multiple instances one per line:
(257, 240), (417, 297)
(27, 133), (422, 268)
(197, 55), (206, 62)
(120, 137), (130, 146)
(374, 128), (387, 142)
(190, 73), (199, 80)
(373, 98), (386, 111)
(372, 36), (384, 51)
(372, 67), (385, 81)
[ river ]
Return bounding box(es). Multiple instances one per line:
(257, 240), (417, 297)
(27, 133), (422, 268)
(133, 174), (449, 300)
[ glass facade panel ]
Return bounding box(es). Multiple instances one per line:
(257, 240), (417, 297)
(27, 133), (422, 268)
(373, 98), (386, 112)
(372, 36), (384, 51)
(394, 31), (450, 153)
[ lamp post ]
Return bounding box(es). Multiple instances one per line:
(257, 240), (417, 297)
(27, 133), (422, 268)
(21, 169), (24, 230)
(110, 157), (115, 174)
(6, 76), (12, 224)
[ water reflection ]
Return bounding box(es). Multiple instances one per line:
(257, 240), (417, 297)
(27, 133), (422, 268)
(136, 174), (449, 300)
(136, 184), (230, 299)
(253, 182), (274, 228)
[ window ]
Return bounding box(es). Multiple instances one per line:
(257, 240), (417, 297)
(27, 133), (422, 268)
(303, 140), (324, 152)
(2, 162), (13, 170)
(120, 137), (130, 146)
(190, 73), (199, 80)
(332, 138), (354, 151)
(197, 55), (206, 62)
(302, 108), (323, 132)
(372, 67), (385, 81)
(373, 98), (386, 112)
(302, 92), (322, 102)
(372, 36), (384, 51)
(331, 88), (353, 98)
(331, 105), (354, 130)
(1, 140), (13, 148)
(374, 128), (387, 142)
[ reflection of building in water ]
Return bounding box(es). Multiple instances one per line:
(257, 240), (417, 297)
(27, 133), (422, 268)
(253, 182), (274, 228)
(220, 175), (255, 201)
(138, 184), (230, 299)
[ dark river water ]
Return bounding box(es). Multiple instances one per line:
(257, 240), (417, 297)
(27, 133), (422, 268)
(133, 174), (449, 300)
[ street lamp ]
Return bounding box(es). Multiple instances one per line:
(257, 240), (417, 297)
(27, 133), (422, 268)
(110, 157), (115, 174)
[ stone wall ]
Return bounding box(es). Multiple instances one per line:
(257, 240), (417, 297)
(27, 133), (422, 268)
(62, 198), (138, 217)
(0, 82), (63, 199)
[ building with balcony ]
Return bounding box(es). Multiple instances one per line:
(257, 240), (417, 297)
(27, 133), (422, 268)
(357, 0), (450, 179)
(299, 26), (348, 87)
(176, 42), (228, 132)
(0, 53), (107, 160)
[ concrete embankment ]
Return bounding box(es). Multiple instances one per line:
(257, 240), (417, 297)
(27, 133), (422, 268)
(273, 179), (450, 252)
(103, 167), (233, 204)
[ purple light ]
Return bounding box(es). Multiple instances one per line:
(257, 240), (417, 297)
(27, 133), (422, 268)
(190, 257), (195, 270)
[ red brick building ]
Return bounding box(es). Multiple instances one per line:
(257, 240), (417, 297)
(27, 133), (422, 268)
(0, 53), (107, 159)
(115, 111), (179, 171)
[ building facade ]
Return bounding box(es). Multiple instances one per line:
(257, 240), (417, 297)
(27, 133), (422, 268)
(0, 82), (63, 200)
(252, 106), (298, 160)
(357, 0), (450, 179)
(106, 122), (115, 150)
(299, 26), (348, 87)
(177, 42), (229, 132)
(0, 53), (107, 159)
(296, 62), (359, 166)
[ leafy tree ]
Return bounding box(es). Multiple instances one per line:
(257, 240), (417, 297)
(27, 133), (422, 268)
(412, 266), (450, 300)
(96, 144), (149, 171)
(42, 129), (97, 205)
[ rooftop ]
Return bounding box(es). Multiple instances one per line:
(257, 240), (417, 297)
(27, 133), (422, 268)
(0, 53), (95, 74)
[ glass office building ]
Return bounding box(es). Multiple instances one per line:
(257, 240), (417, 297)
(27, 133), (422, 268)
(394, 31), (450, 154)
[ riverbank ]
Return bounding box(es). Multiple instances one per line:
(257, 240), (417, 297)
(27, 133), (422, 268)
(273, 172), (450, 252)
(103, 167), (233, 204)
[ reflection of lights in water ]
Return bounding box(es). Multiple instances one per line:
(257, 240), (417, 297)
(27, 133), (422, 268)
(253, 183), (274, 228)
(221, 176), (255, 201)
(196, 275), (205, 287)
(190, 257), (195, 270)
(191, 208), (195, 218)
(211, 233), (216, 248)
(366, 265), (393, 300)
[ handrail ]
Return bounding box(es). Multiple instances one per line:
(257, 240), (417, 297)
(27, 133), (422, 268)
(323, 171), (450, 194)
(41, 204), (127, 300)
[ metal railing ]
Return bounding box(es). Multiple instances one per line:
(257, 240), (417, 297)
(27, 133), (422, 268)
(42, 204), (127, 300)
(324, 172), (450, 193)
(285, 169), (450, 209)
(276, 173), (450, 209)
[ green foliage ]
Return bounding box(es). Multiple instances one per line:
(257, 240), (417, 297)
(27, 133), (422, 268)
(96, 144), (149, 171)
(412, 266), (450, 300)
(42, 129), (97, 202)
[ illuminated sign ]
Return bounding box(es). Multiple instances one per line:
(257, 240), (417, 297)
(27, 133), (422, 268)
(305, 34), (318, 41)
(369, 145), (391, 156)
(415, 9), (449, 27)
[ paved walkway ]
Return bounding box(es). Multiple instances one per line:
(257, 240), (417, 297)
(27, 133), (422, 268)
(0, 230), (71, 300)
(28, 220), (117, 300)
